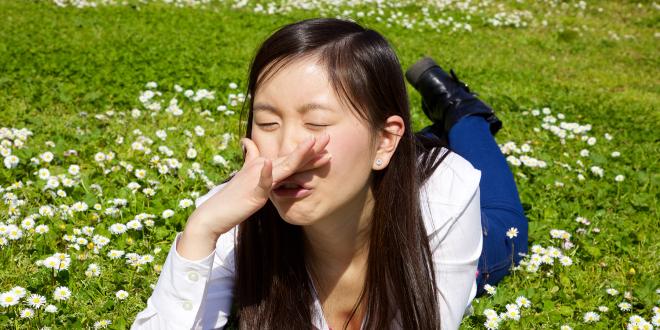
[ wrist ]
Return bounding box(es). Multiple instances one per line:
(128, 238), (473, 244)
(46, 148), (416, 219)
(177, 230), (217, 261)
(187, 208), (227, 236)
(177, 219), (221, 261)
(183, 216), (221, 242)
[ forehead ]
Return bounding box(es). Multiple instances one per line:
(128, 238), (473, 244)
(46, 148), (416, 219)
(253, 56), (345, 114)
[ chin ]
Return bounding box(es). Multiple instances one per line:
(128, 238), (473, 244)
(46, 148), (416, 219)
(280, 217), (315, 226)
(272, 202), (319, 226)
(278, 211), (318, 226)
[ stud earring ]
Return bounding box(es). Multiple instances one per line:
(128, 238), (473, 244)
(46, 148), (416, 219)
(375, 159), (383, 166)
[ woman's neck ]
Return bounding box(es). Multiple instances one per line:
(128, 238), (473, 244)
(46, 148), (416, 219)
(302, 186), (374, 330)
(303, 186), (374, 273)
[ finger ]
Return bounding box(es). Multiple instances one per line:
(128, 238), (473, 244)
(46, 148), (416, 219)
(274, 133), (330, 167)
(256, 158), (273, 195)
(299, 151), (332, 171)
(311, 132), (331, 154)
(272, 135), (317, 182)
(241, 138), (261, 163)
(289, 133), (331, 172)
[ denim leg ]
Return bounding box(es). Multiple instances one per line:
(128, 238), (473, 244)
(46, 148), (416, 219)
(418, 115), (529, 297)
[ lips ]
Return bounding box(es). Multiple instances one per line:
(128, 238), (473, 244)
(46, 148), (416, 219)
(273, 177), (313, 190)
(272, 175), (314, 199)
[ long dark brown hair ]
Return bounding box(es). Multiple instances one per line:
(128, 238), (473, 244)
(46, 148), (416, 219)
(229, 17), (451, 329)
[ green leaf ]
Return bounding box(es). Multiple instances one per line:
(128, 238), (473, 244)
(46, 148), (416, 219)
(559, 274), (572, 288)
(543, 300), (555, 311)
(558, 305), (573, 316)
(584, 245), (601, 258)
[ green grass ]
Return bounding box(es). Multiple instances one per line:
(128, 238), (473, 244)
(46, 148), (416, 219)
(0, 0), (658, 328)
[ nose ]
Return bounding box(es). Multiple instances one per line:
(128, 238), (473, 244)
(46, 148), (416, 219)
(277, 125), (316, 158)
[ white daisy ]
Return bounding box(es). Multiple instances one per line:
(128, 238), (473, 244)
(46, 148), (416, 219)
(483, 308), (499, 320)
(109, 223), (127, 235)
(134, 169), (147, 179)
(618, 302), (632, 311)
(115, 290), (129, 300)
(26, 294), (46, 308)
(484, 284), (496, 295)
(4, 155), (20, 169)
(559, 256), (573, 266)
(53, 286), (71, 301)
(38, 168), (51, 180)
(484, 317), (500, 329)
(94, 319), (112, 329)
(107, 250), (125, 259)
(162, 209), (174, 219)
(506, 227), (519, 239)
(139, 254), (154, 264)
(94, 152), (107, 162)
(11, 286), (26, 299)
(126, 219), (143, 231)
(68, 164), (80, 176)
(606, 288), (619, 296)
(583, 311), (600, 323)
(0, 291), (20, 307)
(515, 296), (531, 308)
(504, 308), (520, 321)
(19, 308), (35, 319)
(179, 199), (193, 209)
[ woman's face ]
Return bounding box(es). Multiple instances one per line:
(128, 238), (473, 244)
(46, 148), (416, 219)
(251, 55), (378, 226)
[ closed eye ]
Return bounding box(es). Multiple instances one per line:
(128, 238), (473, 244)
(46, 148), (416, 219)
(256, 123), (329, 128)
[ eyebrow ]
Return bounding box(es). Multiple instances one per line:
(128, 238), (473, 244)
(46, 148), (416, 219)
(253, 102), (335, 114)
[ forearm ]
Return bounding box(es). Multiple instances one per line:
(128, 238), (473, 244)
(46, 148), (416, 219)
(178, 211), (223, 261)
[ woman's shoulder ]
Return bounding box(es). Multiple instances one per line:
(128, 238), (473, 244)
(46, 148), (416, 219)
(419, 147), (482, 236)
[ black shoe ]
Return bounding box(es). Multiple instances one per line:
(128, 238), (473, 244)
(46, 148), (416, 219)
(405, 57), (502, 137)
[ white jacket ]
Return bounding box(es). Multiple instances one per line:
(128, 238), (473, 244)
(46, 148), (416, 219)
(131, 149), (482, 330)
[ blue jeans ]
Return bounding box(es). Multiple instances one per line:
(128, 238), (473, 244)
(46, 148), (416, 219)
(418, 115), (529, 297)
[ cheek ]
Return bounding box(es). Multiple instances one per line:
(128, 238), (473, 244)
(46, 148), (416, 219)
(325, 128), (373, 174)
(250, 133), (278, 159)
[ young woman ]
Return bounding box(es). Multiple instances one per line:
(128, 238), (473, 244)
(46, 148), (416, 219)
(132, 17), (526, 330)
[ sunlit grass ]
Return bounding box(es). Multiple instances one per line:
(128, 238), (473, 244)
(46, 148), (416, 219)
(0, 0), (657, 328)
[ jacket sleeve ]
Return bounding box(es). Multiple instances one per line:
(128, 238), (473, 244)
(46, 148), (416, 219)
(419, 151), (483, 330)
(131, 183), (236, 330)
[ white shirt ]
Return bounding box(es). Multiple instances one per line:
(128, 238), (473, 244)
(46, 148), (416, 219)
(131, 149), (482, 330)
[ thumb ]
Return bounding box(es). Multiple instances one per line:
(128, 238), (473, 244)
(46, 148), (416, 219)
(241, 138), (260, 163)
(256, 158), (273, 195)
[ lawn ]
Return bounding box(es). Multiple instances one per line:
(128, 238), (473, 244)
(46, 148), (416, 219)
(0, 0), (658, 328)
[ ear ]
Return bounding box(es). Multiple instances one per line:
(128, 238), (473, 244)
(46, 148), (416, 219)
(372, 115), (405, 170)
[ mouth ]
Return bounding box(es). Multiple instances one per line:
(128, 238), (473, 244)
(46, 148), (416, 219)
(273, 181), (313, 199)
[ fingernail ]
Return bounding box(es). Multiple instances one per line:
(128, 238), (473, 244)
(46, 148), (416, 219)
(240, 141), (246, 155)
